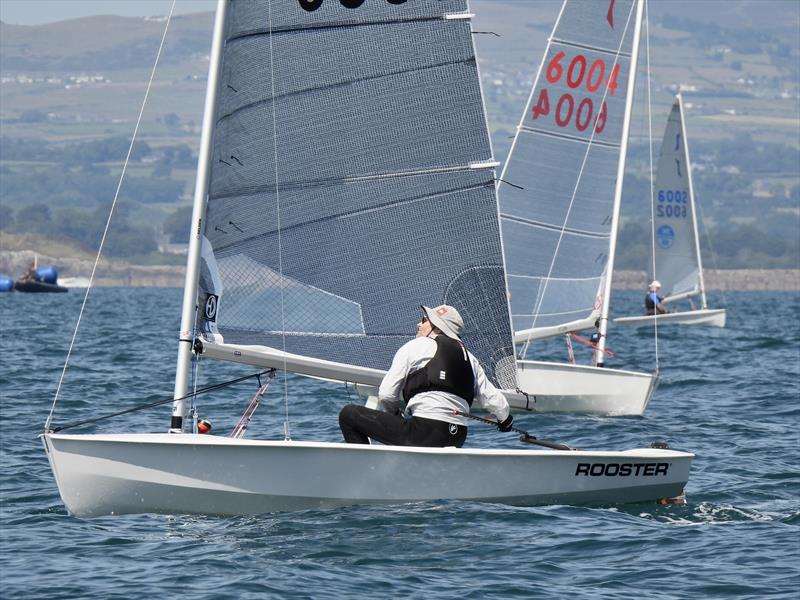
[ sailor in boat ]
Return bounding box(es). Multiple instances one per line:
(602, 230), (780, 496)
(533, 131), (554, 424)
(339, 305), (513, 448)
(20, 259), (40, 282)
(645, 280), (670, 316)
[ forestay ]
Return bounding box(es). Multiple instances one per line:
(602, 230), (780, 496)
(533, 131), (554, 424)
(196, 0), (516, 388)
(499, 0), (637, 340)
(652, 96), (703, 302)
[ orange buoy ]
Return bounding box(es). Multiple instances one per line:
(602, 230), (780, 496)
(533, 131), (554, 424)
(197, 418), (212, 434)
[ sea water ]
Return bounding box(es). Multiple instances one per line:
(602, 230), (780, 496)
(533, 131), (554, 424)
(1, 288), (798, 599)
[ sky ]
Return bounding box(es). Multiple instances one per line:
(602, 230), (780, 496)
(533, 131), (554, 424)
(0, 0), (217, 25)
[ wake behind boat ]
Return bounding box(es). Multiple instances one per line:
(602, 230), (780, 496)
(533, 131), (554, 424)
(614, 94), (725, 328)
(42, 0), (693, 517)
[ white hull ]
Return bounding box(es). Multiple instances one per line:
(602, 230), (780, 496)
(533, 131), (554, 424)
(510, 360), (657, 416)
(614, 308), (726, 328)
(43, 433), (691, 517)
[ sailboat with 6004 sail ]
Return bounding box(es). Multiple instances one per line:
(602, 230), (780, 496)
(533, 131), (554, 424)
(497, 0), (658, 415)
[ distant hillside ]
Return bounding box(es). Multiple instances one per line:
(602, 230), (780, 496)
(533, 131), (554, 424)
(0, 13), (213, 71)
(0, 2), (797, 271)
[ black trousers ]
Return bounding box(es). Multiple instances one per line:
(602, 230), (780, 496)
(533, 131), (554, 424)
(338, 404), (467, 448)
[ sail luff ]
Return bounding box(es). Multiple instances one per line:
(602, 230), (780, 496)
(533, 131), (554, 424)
(677, 93), (708, 309)
(172, 0), (228, 432)
(594, 0), (644, 367)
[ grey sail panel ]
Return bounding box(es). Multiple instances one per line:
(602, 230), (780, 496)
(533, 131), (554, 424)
(652, 100), (700, 298)
(499, 0), (637, 337)
(197, 0), (516, 388)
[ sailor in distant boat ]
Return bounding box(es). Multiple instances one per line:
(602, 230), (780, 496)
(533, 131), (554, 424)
(645, 280), (669, 315)
(21, 259), (40, 282)
(339, 304), (512, 448)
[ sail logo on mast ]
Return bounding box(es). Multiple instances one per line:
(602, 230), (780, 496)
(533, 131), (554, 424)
(204, 294), (219, 321)
(607, 0), (616, 28)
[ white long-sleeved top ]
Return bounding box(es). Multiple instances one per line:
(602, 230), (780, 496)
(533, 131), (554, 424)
(377, 334), (510, 427)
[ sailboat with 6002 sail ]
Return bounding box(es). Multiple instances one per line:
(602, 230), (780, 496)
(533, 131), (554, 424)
(614, 93), (726, 328)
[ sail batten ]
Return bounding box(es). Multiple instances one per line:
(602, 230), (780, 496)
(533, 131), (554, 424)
(215, 57), (480, 121)
(197, 0), (516, 388)
(501, 214), (611, 239)
(550, 38), (633, 58)
(210, 165), (496, 202)
(519, 126), (622, 148)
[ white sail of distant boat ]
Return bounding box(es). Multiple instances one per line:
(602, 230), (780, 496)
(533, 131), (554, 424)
(42, 0), (691, 517)
(497, 0), (657, 415)
(614, 94), (726, 327)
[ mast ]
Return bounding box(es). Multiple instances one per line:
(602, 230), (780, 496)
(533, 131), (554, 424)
(677, 93), (708, 309)
(171, 0), (227, 432)
(595, 0), (645, 367)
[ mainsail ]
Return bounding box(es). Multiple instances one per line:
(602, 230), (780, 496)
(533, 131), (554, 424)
(196, 0), (516, 387)
(652, 95), (705, 304)
(499, 0), (639, 342)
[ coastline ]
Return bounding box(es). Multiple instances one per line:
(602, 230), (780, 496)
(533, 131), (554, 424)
(612, 269), (800, 292)
(1, 249), (798, 291)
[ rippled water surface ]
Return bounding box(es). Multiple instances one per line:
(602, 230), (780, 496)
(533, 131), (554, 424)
(1, 289), (798, 599)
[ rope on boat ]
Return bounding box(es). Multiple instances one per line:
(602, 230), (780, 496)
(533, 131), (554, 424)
(230, 371), (276, 439)
(565, 333), (576, 364)
(644, 0), (661, 372)
(453, 410), (576, 451)
(570, 332), (616, 357)
(266, 0), (292, 442)
(44, 1), (178, 433)
(695, 193), (727, 309)
(48, 369), (274, 434)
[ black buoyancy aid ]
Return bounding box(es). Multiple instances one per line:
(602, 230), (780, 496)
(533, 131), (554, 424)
(645, 292), (662, 315)
(402, 335), (475, 406)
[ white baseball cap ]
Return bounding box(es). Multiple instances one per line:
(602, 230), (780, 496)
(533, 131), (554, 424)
(649, 280), (662, 290)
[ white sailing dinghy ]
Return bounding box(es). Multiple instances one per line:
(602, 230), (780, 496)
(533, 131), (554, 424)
(42, 0), (692, 518)
(614, 94), (726, 328)
(498, 0), (658, 415)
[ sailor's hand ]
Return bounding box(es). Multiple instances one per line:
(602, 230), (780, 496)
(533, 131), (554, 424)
(498, 414), (514, 432)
